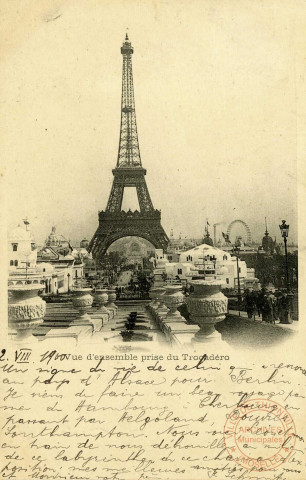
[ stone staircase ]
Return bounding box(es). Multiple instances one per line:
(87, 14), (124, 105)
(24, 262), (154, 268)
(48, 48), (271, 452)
(34, 302), (109, 339)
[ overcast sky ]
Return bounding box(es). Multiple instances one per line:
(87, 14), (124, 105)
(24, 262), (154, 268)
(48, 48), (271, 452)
(3, 0), (299, 246)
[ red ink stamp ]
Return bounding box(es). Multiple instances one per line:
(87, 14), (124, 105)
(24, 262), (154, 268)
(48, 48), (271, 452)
(224, 398), (296, 471)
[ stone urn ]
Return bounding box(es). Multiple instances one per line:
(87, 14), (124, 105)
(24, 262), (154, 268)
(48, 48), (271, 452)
(163, 285), (185, 321)
(156, 287), (169, 319)
(186, 279), (228, 342)
(8, 284), (46, 342)
(72, 287), (93, 325)
(150, 287), (165, 310)
(94, 288), (109, 315)
(106, 288), (117, 310)
(153, 257), (168, 286)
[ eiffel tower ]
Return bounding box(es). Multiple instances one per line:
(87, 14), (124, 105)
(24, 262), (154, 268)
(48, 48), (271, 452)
(88, 34), (168, 260)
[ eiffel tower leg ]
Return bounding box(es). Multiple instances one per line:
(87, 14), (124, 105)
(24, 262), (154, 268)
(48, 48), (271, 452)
(136, 177), (154, 212)
(96, 237), (108, 259)
(106, 182), (124, 212)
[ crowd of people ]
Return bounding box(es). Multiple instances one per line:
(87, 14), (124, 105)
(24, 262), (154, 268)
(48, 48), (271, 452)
(243, 288), (291, 324)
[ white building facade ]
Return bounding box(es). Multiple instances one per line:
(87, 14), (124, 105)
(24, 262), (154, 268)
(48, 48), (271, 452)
(8, 223), (83, 294)
(165, 244), (258, 290)
(8, 226), (37, 271)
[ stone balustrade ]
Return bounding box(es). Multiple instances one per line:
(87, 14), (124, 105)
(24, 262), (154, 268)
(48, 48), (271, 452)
(8, 277), (228, 346)
(148, 280), (228, 345)
(150, 284), (190, 340)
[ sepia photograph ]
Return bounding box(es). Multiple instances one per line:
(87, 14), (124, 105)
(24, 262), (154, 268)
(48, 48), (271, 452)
(1, 1), (305, 479)
(4, 2), (299, 349)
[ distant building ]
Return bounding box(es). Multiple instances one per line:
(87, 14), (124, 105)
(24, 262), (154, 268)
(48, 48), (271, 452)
(8, 225), (37, 271)
(37, 226), (84, 292)
(262, 228), (275, 254)
(36, 262), (57, 294)
(164, 262), (193, 286)
(165, 243), (259, 291)
(45, 226), (73, 256)
(8, 223), (56, 293)
(108, 237), (154, 265)
(166, 252), (181, 263)
(80, 238), (89, 249)
(37, 247), (73, 292)
(167, 231), (199, 256)
(202, 232), (214, 247)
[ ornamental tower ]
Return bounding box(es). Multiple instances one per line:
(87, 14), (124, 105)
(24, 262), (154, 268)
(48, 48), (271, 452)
(88, 34), (168, 260)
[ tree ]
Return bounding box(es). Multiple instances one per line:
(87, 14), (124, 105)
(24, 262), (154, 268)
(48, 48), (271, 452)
(136, 272), (151, 293)
(254, 252), (298, 290)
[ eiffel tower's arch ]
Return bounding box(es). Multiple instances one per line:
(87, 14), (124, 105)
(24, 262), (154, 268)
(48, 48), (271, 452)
(226, 220), (252, 245)
(89, 211), (168, 259)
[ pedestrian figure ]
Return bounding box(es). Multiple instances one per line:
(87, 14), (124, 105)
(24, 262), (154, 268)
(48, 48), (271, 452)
(250, 290), (258, 320)
(244, 289), (255, 319)
(261, 293), (271, 323)
(274, 290), (282, 322)
(267, 290), (276, 324)
(279, 292), (291, 324)
(257, 288), (266, 319)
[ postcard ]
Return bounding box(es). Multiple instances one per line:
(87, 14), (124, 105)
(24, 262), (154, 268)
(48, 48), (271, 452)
(1, 1), (305, 479)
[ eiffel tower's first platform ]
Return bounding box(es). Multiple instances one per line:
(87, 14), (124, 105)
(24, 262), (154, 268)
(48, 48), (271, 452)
(88, 34), (168, 260)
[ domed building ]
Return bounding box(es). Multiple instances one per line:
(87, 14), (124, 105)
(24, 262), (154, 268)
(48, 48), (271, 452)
(80, 238), (89, 249)
(202, 231), (214, 247)
(202, 222), (214, 247)
(37, 225), (84, 292)
(45, 226), (72, 256)
(107, 236), (154, 265)
(262, 228), (275, 254)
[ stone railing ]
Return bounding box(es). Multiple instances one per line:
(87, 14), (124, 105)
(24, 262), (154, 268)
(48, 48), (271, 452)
(148, 279), (228, 344)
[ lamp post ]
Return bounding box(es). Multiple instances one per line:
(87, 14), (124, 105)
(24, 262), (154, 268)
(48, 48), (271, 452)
(202, 249), (206, 279)
(211, 255), (217, 277)
(67, 273), (71, 293)
(279, 220), (290, 292)
(232, 245), (241, 316)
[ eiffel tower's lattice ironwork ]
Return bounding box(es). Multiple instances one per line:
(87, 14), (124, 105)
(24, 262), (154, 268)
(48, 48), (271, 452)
(88, 34), (168, 260)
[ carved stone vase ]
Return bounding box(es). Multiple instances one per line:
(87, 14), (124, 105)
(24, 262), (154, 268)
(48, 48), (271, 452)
(163, 285), (185, 321)
(106, 288), (118, 312)
(94, 288), (110, 315)
(186, 280), (228, 342)
(8, 284), (46, 342)
(149, 287), (159, 308)
(72, 287), (93, 325)
(150, 287), (165, 310)
(153, 258), (167, 287)
(155, 287), (169, 321)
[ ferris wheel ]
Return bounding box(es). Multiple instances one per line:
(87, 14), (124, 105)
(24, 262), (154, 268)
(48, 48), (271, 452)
(226, 219), (252, 245)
